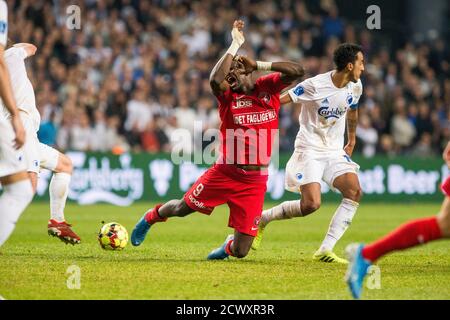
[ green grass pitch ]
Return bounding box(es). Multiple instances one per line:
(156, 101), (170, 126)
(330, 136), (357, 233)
(0, 202), (448, 300)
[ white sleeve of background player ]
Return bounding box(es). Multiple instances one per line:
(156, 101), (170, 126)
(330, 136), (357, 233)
(350, 80), (363, 109)
(0, 0), (8, 47)
(9, 47), (27, 60)
(287, 78), (316, 103)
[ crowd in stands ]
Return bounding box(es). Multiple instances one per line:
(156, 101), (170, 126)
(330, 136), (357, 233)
(5, 0), (450, 158)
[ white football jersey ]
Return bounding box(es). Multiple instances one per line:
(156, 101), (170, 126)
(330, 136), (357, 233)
(288, 70), (363, 152)
(1, 47), (40, 131)
(0, 0), (7, 47)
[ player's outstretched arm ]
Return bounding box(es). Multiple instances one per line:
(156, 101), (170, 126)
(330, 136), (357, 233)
(209, 20), (245, 96)
(13, 43), (37, 58)
(344, 108), (358, 156)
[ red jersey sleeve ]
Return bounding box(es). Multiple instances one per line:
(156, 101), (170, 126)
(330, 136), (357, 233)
(255, 72), (290, 94)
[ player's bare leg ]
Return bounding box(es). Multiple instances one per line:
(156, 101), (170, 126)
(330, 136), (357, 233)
(207, 231), (254, 260)
(46, 152), (80, 245)
(158, 199), (196, 218)
(252, 182), (321, 250)
(0, 172), (34, 247)
(131, 198), (195, 246)
(314, 173), (362, 263)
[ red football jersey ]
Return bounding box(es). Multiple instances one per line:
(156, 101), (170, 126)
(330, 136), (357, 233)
(215, 72), (289, 166)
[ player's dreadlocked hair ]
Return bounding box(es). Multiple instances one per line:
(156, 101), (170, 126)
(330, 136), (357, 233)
(333, 43), (363, 71)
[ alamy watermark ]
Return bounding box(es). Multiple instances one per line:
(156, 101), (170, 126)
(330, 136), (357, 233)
(66, 265), (81, 290)
(66, 5), (81, 30)
(366, 5), (381, 30)
(366, 265), (382, 290)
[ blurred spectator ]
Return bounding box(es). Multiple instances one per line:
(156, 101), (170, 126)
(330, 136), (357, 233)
(390, 98), (417, 153)
(38, 116), (58, 147)
(70, 111), (92, 151)
(356, 114), (378, 158)
(379, 134), (396, 157)
(411, 132), (436, 157)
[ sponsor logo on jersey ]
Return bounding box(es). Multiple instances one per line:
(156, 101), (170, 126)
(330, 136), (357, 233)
(251, 216), (261, 231)
(318, 98), (346, 119)
(233, 98), (253, 109)
(347, 94), (353, 106)
(233, 110), (277, 125)
(293, 85), (304, 96)
(188, 194), (206, 209)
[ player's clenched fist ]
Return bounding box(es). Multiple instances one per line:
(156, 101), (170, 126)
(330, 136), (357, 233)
(231, 20), (245, 46)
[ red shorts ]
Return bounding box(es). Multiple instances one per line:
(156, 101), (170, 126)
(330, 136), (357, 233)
(183, 163), (268, 236)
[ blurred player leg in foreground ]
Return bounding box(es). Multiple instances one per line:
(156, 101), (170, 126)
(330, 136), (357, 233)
(0, 39), (80, 245)
(0, 1), (34, 248)
(345, 141), (450, 299)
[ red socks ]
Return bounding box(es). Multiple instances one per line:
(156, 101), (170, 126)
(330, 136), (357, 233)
(225, 239), (234, 256)
(144, 204), (167, 224)
(362, 176), (448, 262)
(362, 216), (442, 262)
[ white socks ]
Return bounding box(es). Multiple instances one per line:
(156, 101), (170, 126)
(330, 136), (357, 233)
(49, 172), (71, 222)
(0, 179), (34, 247)
(319, 198), (359, 252)
(260, 200), (302, 227)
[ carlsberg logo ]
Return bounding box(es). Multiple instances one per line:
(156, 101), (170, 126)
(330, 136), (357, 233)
(318, 106), (346, 119)
(68, 152), (144, 206)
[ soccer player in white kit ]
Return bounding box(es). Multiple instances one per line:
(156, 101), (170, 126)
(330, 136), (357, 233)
(1, 41), (80, 244)
(252, 44), (365, 263)
(0, 0), (34, 248)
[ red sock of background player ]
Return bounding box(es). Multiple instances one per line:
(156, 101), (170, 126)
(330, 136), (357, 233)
(144, 204), (167, 224)
(361, 216), (442, 263)
(362, 176), (450, 263)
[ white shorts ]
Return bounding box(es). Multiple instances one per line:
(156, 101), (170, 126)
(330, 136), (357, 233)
(0, 116), (26, 177)
(39, 142), (59, 171)
(21, 113), (59, 174)
(285, 149), (360, 193)
(21, 113), (41, 174)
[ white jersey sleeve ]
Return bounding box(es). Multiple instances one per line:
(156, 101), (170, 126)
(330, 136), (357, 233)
(288, 78), (316, 104)
(6, 47), (27, 62)
(0, 0), (8, 47)
(349, 79), (363, 109)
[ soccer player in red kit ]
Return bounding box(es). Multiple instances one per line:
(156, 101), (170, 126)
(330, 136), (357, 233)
(345, 140), (450, 299)
(130, 20), (304, 259)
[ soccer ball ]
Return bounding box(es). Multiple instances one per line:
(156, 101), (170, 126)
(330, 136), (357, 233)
(98, 222), (128, 250)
